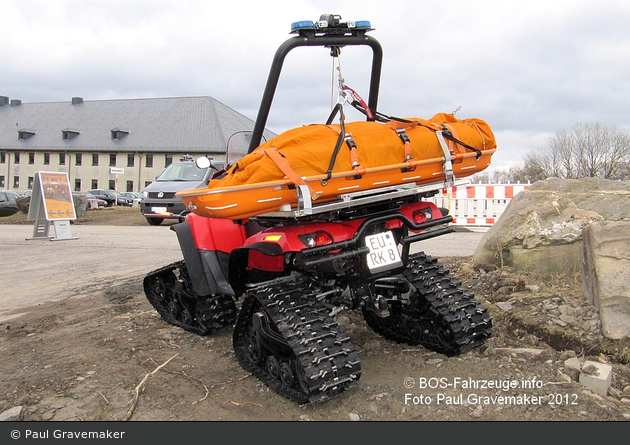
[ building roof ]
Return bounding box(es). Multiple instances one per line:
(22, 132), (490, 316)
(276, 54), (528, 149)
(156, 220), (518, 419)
(0, 96), (275, 153)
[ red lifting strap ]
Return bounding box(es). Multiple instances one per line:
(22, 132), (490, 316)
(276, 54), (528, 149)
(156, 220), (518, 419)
(263, 147), (317, 200)
(343, 85), (374, 121)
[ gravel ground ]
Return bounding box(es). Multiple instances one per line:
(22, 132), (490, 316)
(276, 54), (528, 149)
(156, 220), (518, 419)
(1, 207), (629, 423)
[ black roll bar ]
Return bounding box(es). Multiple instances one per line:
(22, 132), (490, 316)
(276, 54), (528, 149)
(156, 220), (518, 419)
(248, 32), (383, 153)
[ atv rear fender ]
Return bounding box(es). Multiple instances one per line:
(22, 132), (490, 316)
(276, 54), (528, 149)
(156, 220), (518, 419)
(186, 213), (248, 251)
(244, 201), (444, 251)
(235, 201), (446, 276)
(171, 214), (248, 297)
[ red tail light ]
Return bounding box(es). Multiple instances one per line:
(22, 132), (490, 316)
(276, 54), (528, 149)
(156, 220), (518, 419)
(298, 231), (334, 247)
(412, 208), (433, 225)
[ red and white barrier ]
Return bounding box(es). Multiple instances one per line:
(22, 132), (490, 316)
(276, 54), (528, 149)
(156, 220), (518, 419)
(427, 183), (530, 226)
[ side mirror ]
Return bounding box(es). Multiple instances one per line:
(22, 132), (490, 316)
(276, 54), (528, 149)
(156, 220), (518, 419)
(196, 156), (211, 169)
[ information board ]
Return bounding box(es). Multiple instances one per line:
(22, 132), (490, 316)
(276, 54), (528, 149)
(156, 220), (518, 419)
(27, 171), (77, 241)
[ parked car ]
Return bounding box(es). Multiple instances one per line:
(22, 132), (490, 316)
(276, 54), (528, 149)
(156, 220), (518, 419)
(121, 191), (142, 200)
(0, 190), (21, 217)
(22, 189), (32, 198)
(120, 192), (142, 206)
(140, 156), (222, 225)
(116, 192), (134, 207)
(86, 192), (107, 208)
(87, 189), (117, 207)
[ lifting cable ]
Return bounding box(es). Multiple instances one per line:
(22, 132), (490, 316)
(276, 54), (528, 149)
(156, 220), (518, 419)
(322, 51), (350, 185)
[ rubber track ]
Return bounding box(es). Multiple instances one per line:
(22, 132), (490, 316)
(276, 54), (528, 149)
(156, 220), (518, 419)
(364, 252), (492, 356)
(233, 275), (361, 405)
(143, 260), (237, 335)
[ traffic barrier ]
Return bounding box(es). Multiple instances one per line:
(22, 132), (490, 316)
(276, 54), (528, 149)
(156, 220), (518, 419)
(426, 184), (530, 226)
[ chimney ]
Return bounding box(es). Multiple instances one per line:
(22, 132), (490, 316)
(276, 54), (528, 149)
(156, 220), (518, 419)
(71, 97), (84, 105)
(0, 96), (9, 106)
(10, 99), (22, 106)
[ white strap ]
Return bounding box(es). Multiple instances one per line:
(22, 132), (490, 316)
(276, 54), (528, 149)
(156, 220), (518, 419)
(296, 184), (313, 215)
(436, 131), (455, 187)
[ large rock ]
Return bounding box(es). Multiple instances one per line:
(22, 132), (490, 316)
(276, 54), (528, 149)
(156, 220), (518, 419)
(72, 193), (88, 218)
(16, 196), (30, 214)
(582, 221), (630, 339)
(473, 178), (630, 273)
(472, 177), (630, 340)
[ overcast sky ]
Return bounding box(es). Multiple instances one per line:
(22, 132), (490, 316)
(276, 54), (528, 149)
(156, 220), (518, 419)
(3, 0), (629, 173)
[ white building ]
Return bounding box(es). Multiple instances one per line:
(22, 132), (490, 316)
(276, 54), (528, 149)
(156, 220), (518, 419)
(0, 95), (275, 194)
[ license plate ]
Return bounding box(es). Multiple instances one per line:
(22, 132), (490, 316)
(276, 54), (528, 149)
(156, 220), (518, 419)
(365, 231), (403, 272)
(151, 207), (167, 213)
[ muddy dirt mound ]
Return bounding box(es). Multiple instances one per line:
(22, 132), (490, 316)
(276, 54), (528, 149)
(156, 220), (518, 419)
(1, 260), (629, 422)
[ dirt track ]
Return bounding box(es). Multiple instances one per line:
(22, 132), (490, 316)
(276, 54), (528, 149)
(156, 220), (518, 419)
(1, 209), (629, 422)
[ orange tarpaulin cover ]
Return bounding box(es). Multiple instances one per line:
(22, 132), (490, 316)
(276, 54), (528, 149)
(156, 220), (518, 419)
(210, 113), (496, 189)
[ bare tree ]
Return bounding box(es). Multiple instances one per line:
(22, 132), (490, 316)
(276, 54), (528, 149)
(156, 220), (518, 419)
(469, 169), (513, 184)
(533, 122), (630, 180)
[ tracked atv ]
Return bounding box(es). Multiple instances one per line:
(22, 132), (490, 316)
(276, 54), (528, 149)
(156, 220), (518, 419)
(143, 14), (493, 405)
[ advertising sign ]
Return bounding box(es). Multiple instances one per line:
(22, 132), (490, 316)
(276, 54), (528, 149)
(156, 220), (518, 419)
(27, 171), (77, 241)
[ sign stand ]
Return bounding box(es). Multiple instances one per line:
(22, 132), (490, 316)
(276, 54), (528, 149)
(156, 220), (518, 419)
(26, 171), (78, 241)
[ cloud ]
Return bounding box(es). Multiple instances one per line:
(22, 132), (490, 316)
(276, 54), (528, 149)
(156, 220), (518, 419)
(2, 0), (629, 173)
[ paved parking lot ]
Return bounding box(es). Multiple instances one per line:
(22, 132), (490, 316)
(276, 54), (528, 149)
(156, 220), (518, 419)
(0, 224), (485, 321)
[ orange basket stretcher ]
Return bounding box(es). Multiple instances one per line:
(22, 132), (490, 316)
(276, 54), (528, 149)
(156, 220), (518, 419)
(177, 113), (497, 220)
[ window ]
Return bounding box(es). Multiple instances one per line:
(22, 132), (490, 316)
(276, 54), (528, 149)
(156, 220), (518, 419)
(28, 177), (34, 189)
(109, 154), (117, 167)
(165, 154), (173, 167)
(28, 153), (35, 164)
(14, 153), (20, 164)
(75, 153), (82, 166)
(59, 153), (66, 165)
(0, 153), (5, 163)
(111, 128), (129, 140)
(146, 154), (153, 168)
(91, 179), (98, 189)
(0, 176), (4, 187)
(13, 176), (19, 188)
(18, 130), (35, 140)
(144, 181), (152, 188)
(44, 153), (50, 165)
(62, 129), (80, 140)
(108, 180), (116, 190)
(127, 153), (135, 167)
(75, 179), (81, 192)
(126, 180), (134, 192)
(92, 154), (99, 166)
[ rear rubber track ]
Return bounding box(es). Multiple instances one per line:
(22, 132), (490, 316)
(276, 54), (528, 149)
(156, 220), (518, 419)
(233, 274), (361, 405)
(363, 252), (492, 356)
(143, 260), (237, 335)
